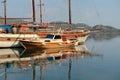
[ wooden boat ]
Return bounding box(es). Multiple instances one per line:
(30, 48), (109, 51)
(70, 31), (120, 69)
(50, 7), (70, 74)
(18, 0), (91, 44)
(20, 33), (79, 49)
(0, 0), (91, 48)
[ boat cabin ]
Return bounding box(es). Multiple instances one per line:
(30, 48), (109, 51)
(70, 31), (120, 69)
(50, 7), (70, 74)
(45, 34), (67, 42)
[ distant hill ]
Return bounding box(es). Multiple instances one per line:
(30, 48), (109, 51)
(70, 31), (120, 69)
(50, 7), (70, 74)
(50, 21), (92, 30)
(90, 25), (120, 41)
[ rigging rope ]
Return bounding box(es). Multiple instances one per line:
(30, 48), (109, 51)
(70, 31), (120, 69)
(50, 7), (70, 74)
(91, 0), (102, 25)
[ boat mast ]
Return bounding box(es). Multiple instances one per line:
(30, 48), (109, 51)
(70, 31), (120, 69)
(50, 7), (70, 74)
(32, 0), (36, 23)
(40, 0), (43, 26)
(4, 0), (7, 25)
(68, 0), (72, 28)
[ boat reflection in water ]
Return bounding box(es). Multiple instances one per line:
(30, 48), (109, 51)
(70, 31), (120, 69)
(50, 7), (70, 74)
(0, 45), (102, 80)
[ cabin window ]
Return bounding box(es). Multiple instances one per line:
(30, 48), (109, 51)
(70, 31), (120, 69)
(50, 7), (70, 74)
(7, 38), (11, 41)
(54, 35), (61, 39)
(46, 34), (54, 39)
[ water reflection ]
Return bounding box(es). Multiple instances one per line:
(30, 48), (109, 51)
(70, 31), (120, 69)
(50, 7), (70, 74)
(0, 45), (102, 80)
(89, 32), (120, 41)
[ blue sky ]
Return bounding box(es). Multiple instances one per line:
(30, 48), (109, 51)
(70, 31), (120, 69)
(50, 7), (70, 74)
(0, 0), (120, 28)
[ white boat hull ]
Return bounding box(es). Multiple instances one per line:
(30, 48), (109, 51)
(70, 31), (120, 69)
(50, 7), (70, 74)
(0, 34), (40, 48)
(74, 35), (89, 45)
(0, 41), (21, 48)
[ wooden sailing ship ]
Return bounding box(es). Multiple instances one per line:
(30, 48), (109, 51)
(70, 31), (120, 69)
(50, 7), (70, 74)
(0, 0), (91, 48)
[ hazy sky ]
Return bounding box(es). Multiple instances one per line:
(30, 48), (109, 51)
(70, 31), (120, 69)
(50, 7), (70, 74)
(0, 0), (120, 28)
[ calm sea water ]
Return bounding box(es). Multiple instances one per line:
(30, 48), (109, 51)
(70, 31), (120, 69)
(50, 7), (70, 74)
(0, 36), (120, 80)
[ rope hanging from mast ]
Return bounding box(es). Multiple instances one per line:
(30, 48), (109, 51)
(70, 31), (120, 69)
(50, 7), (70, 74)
(92, 0), (102, 25)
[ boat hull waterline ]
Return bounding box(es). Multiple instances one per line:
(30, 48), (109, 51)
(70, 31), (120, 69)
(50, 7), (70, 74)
(20, 40), (76, 49)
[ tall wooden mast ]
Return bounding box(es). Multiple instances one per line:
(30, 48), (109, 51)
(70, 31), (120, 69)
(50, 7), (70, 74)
(32, 0), (36, 23)
(40, 0), (43, 25)
(68, 0), (72, 28)
(4, 0), (7, 25)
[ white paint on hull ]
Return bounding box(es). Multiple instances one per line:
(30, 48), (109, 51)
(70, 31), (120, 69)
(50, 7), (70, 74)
(0, 34), (40, 48)
(77, 35), (89, 42)
(0, 41), (21, 47)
